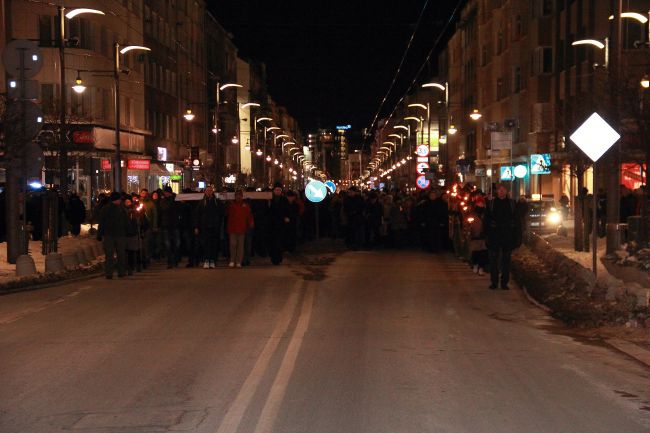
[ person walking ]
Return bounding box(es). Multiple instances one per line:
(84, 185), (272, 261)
(97, 192), (129, 279)
(124, 195), (145, 275)
(139, 188), (157, 268)
(66, 193), (86, 236)
(268, 182), (290, 265)
(343, 187), (364, 250)
(158, 186), (182, 269)
(364, 192), (383, 248)
(195, 186), (224, 269)
(484, 183), (523, 290)
(227, 190), (254, 267)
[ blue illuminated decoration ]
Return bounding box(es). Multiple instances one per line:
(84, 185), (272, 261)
(336, 124), (352, 130)
(500, 166), (514, 181)
(530, 153), (551, 174)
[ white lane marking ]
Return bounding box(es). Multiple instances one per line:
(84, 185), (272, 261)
(0, 286), (92, 325)
(253, 286), (315, 433)
(215, 281), (303, 433)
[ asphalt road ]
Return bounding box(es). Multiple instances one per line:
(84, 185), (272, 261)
(1, 250), (650, 433)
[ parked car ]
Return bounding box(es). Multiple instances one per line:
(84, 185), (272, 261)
(528, 199), (563, 233)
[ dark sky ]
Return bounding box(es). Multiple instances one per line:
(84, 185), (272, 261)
(208, 1), (458, 133)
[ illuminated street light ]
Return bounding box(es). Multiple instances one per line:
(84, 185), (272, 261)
(266, 155), (272, 162)
(183, 109), (195, 121)
(256, 149), (263, 156)
(242, 102), (261, 109)
(71, 74), (86, 93)
(609, 12), (649, 23)
(404, 116), (422, 123)
(120, 45), (151, 55)
(231, 136), (239, 144)
(469, 109), (482, 121)
(394, 125), (409, 131)
(422, 82), (446, 91)
(572, 38), (609, 67)
(65, 8), (104, 19)
(267, 126), (281, 132)
(448, 124), (458, 135)
(219, 83), (243, 91)
(257, 117), (273, 123)
(642, 75), (650, 89)
(408, 103), (428, 110)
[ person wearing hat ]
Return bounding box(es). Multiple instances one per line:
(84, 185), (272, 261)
(268, 182), (290, 265)
(97, 192), (129, 279)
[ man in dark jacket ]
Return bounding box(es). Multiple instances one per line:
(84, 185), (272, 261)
(195, 186), (224, 268)
(98, 192), (129, 279)
(268, 182), (290, 265)
(419, 189), (448, 252)
(484, 183), (522, 290)
(158, 186), (182, 268)
(364, 192), (383, 249)
(67, 193), (86, 236)
(285, 190), (300, 253)
(343, 187), (365, 250)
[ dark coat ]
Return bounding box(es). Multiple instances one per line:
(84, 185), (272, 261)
(484, 197), (522, 250)
(196, 196), (224, 231)
(67, 195), (86, 225)
(98, 203), (129, 238)
(158, 195), (182, 230)
(269, 195), (290, 231)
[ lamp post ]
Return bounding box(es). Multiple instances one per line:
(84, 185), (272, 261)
(113, 44), (150, 192)
(212, 82), (242, 186)
(404, 118), (422, 188)
(57, 7), (105, 194)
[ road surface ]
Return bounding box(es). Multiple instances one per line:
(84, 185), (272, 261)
(1, 250), (649, 433)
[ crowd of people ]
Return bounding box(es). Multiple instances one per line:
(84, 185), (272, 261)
(0, 175), (643, 290)
(95, 182), (300, 279)
(92, 180), (527, 290)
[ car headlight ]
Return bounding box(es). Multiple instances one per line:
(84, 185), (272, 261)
(547, 211), (561, 225)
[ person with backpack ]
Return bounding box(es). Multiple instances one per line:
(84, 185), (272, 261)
(484, 183), (523, 290)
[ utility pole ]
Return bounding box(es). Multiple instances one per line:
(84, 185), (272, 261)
(58, 6), (67, 195)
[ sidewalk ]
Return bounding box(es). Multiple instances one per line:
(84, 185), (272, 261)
(540, 219), (650, 299)
(0, 225), (104, 290)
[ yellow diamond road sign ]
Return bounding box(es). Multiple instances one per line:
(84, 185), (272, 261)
(569, 113), (620, 162)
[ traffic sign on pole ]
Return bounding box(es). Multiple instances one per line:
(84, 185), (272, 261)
(416, 175), (430, 190)
(569, 112), (621, 279)
(2, 40), (43, 78)
(416, 162), (430, 175)
(305, 180), (328, 203)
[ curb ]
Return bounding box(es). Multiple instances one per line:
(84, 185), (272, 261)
(606, 338), (650, 369)
(0, 262), (104, 296)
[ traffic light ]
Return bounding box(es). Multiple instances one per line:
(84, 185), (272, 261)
(190, 146), (200, 167)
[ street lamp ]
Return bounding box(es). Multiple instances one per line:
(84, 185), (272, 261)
(641, 75), (650, 89)
(57, 6), (105, 194)
(71, 74), (86, 94)
(448, 124), (458, 135)
(572, 38), (609, 68)
(183, 108), (195, 121)
(113, 43), (151, 192)
(609, 11), (650, 42)
(469, 109), (482, 121)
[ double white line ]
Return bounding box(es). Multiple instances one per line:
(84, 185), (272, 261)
(215, 281), (315, 433)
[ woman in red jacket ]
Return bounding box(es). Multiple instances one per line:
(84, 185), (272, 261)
(227, 190), (254, 267)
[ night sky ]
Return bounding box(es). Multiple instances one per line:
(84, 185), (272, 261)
(208, 1), (458, 133)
